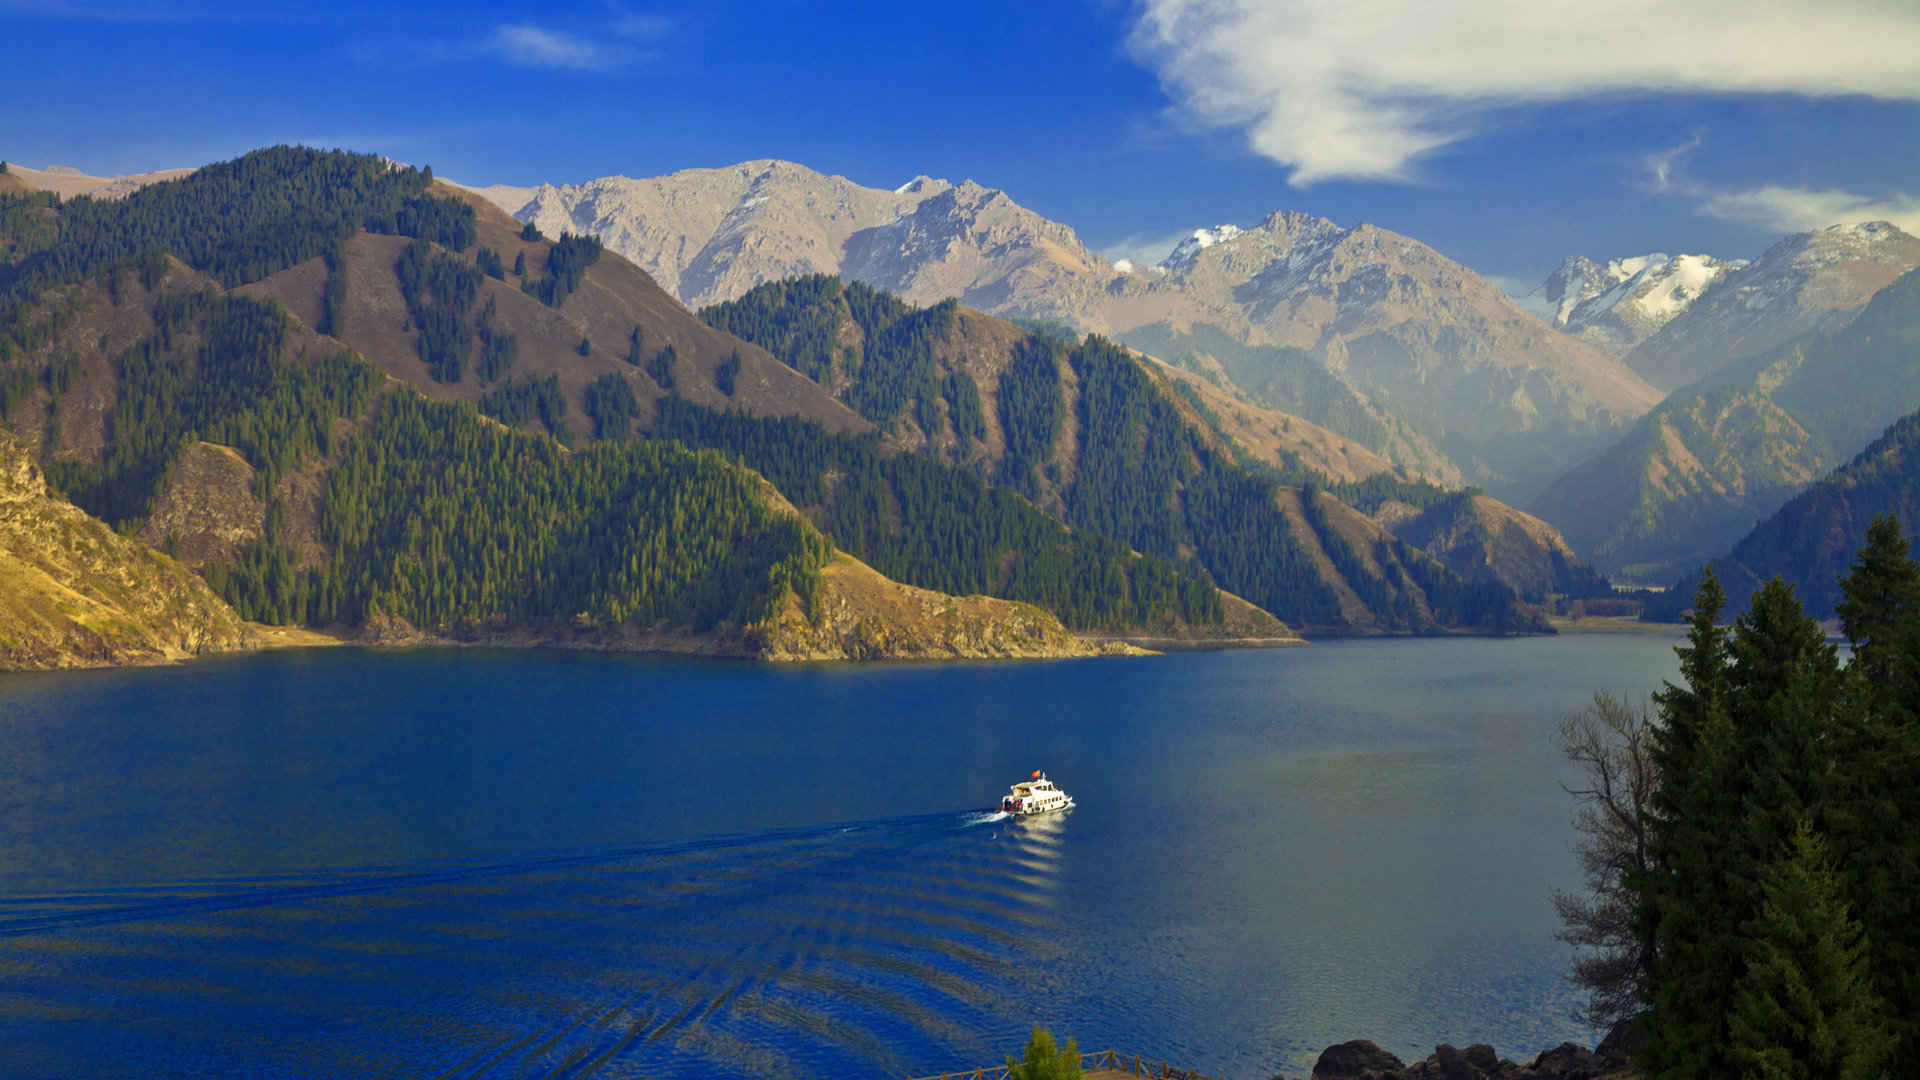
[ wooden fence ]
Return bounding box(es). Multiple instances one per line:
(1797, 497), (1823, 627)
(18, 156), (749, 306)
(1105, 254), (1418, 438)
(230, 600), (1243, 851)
(909, 1047), (1224, 1080)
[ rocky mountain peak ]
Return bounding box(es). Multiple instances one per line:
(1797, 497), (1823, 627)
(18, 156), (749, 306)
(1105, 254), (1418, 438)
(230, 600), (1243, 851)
(1621, 220), (1920, 391)
(1542, 251), (1745, 351)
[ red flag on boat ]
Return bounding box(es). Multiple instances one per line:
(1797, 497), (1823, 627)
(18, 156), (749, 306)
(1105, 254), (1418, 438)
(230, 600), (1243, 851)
(1031, 770), (1041, 778)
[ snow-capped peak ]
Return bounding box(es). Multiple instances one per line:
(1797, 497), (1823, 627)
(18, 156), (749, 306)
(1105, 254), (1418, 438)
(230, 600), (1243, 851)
(1160, 225), (1243, 268)
(1542, 250), (1744, 349)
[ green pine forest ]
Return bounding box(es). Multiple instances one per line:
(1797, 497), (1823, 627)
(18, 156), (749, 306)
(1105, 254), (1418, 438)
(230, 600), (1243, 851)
(699, 275), (1529, 632)
(0, 147), (1542, 644)
(0, 148), (823, 639)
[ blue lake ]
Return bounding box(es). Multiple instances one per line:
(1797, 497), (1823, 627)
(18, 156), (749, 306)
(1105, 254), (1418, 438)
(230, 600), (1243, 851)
(0, 631), (1683, 1078)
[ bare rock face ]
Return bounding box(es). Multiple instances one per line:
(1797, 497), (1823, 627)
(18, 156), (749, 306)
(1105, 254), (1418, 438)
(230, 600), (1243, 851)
(1106, 212), (1661, 496)
(0, 430), (255, 670)
(136, 441), (265, 568)
(1621, 221), (1920, 391)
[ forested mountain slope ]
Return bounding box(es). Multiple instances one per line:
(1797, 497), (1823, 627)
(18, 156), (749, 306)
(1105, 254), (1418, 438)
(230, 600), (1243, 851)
(700, 276), (1554, 635)
(0, 147), (1281, 651)
(1647, 408), (1920, 623)
(0, 147), (1189, 658)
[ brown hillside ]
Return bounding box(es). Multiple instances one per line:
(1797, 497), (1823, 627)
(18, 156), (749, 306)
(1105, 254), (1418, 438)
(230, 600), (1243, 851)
(0, 429), (257, 670)
(238, 186), (868, 443)
(1386, 494), (1591, 602)
(1138, 353), (1400, 484)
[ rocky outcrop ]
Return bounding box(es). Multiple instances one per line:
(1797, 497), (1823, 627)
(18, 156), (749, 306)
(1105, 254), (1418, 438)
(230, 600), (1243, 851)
(0, 430), (257, 670)
(135, 441), (265, 568)
(755, 552), (1154, 661)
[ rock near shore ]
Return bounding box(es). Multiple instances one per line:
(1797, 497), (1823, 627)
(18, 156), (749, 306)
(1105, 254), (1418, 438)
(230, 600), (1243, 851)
(1298, 1020), (1641, 1080)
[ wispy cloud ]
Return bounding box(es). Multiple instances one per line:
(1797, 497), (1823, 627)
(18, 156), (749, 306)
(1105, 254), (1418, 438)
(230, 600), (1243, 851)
(1098, 229), (1198, 268)
(370, 10), (673, 74)
(1644, 132), (1703, 193)
(485, 24), (616, 71)
(1127, 0), (1920, 186)
(1700, 186), (1920, 236)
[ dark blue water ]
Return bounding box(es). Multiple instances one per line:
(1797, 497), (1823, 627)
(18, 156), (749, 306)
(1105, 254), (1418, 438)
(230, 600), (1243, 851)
(0, 632), (1683, 1078)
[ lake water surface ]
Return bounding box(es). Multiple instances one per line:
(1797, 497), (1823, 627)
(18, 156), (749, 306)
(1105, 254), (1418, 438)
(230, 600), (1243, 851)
(0, 631), (1683, 1078)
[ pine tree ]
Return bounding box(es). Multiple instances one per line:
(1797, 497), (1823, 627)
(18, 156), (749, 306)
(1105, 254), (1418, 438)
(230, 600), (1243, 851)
(578, 336), (591, 357)
(1642, 570), (1742, 1078)
(1829, 513), (1920, 1064)
(512, 250), (525, 277)
(1727, 821), (1889, 1080)
(1836, 514), (1920, 718)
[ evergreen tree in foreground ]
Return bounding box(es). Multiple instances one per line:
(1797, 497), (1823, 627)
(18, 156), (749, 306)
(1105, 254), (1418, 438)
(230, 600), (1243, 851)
(1726, 820), (1889, 1080)
(1829, 514), (1920, 1065)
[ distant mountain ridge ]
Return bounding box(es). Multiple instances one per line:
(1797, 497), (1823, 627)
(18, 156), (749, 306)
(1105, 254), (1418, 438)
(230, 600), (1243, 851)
(1647, 406), (1920, 623)
(1619, 221), (1920, 391)
(1531, 265), (1920, 580)
(474, 162), (1659, 497)
(1543, 252), (1744, 351)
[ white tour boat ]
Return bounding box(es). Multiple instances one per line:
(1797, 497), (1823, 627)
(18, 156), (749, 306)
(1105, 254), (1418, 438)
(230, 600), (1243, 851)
(1000, 770), (1074, 816)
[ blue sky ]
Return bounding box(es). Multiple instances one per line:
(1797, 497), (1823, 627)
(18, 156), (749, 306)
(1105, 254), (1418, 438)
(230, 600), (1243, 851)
(5, 0), (1917, 299)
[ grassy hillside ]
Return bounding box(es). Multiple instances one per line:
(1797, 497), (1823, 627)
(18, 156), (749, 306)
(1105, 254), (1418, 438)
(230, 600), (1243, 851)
(0, 427), (257, 669)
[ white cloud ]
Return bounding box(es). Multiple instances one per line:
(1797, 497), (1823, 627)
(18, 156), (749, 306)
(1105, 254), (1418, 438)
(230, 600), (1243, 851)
(1700, 186), (1920, 236)
(1127, 0), (1920, 186)
(1644, 132), (1703, 193)
(486, 24), (617, 71)
(1482, 274), (1559, 323)
(1098, 229), (1197, 267)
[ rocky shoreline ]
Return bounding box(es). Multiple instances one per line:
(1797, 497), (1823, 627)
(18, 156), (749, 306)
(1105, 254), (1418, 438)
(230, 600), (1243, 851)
(1288, 1020), (1642, 1080)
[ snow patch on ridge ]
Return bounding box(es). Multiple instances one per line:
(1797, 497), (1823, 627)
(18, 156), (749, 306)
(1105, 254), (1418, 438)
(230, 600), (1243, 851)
(1160, 225), (1244, 269)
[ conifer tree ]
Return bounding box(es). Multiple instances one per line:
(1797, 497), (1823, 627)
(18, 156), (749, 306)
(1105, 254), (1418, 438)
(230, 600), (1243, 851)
(1836, 514), (1920, 717)
(1830, 514), (1920, 1064)
(1727, 820), (1889, 1080)
(1642, 570), (1741, 1078)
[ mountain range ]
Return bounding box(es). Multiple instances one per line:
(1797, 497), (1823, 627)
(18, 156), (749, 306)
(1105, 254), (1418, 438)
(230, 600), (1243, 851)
(13, 146), (1916, 653)
(1529, 261), (1920, 580)
(1646, 404), (1920, 623)
(471, 162), (1661, 498)
(5, 147), (1612, 673)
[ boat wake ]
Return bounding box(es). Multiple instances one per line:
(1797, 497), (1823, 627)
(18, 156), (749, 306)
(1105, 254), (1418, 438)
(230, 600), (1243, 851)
(0, 809), (1073, 1079)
